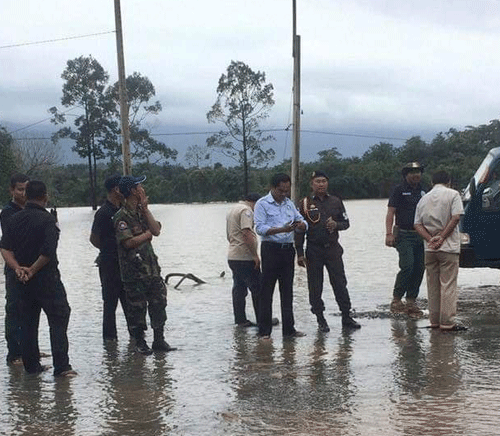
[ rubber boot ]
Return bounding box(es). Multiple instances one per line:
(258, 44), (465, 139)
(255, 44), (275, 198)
(316, 313), (330, 333)
(152, 329), (177, 352)
(342, 313), (361, 329)
(134, 329), (153, 355)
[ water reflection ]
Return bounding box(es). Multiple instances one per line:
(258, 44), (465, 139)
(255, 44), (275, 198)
(97, 341), (174, 435)
(2, 201), (500, 435)
(225, 328), (357, 435)
(390, 320), (467, 435)
(6, 370), (77, 436)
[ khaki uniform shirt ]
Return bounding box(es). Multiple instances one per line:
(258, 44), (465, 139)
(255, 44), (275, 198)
(113, 204), (161, 282)
(226, 202), (257, 261)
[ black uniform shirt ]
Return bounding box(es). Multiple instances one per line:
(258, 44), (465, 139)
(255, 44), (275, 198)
(388, 180), (426, 230)
(295, 193), (349, 256)
(0, 201), (23, 239)
(0, 202), (59, 276)
(91, 200), (120, 263)
(1, 201), (24, 274)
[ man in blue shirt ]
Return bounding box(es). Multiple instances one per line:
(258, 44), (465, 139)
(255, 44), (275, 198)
(254, 173), (307, 339)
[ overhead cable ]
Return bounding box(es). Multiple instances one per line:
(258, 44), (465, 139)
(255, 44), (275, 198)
(0, 30), (115, 49)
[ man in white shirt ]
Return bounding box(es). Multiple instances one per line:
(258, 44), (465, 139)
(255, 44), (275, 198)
(414, 171), (465, 331)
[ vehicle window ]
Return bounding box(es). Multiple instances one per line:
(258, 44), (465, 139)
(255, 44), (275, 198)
(482, 166), (500, 212)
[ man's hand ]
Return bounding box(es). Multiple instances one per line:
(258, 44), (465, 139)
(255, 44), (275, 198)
(137, 185), (149, 210)
(15, 267), (29, 283)
(326, 217), (337, 233)
(297, 255), (307, 267)
(385, 234), (395, 247)
(429, 235), (444, 250)
(295, 221), (307, 231)
(253, 256), (261, 270)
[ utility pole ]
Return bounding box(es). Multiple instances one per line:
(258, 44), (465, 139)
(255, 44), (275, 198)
(291, 0), (301, 203)
(114, 0), (132, 175)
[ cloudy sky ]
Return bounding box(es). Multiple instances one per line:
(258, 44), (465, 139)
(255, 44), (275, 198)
(3, 0), (500, 164)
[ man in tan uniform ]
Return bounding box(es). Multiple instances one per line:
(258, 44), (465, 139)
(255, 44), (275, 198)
(226, 193), (261, 327)
(414, 171), (465, 331)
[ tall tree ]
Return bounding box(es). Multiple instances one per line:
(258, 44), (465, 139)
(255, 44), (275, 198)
(106, 72), (177, 164)
(50, 55), (115, 209)
(207, 60), (275, 195)
(0, 127), (17, 204)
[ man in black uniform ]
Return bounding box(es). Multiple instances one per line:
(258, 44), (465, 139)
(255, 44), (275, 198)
(90, 175), (132, 341)
(0, 181), (76, 376)
(385, 162), (426, 316)
(0, 173), (30, 364)
(296, 171), (360, 332)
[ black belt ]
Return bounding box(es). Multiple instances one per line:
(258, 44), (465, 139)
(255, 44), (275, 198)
(262, 241), (294, 249)
(308, 241), (331, 248)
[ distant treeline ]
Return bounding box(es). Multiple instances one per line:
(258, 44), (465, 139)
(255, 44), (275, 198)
(2, 120), (500, 207)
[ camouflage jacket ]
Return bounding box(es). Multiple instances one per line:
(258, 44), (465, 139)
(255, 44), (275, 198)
(113, 204), (161, 282)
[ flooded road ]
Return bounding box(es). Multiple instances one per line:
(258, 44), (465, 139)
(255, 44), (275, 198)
(1, 199), (500, 435)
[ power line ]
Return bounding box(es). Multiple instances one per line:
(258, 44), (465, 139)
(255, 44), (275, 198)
(11, 128), (410, 142)
(8, 107), (79, 135)
(300, 129), (407, 141)
(0, 30), (115, 49)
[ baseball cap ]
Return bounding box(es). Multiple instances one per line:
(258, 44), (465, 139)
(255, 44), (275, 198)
(118, 175), (147, 198)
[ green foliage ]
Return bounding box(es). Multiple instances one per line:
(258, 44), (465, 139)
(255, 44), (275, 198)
(50, 55), (115, 209)
(6, 118), (500, 207)
(207, 60), (275, 195)
(107, 72), (177, 164)
(0, 127), (17, 205)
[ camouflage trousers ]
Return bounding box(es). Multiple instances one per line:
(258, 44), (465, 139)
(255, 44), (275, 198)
(123, 276), (167, 331)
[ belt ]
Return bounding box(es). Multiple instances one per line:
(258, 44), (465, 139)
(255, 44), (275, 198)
(399, 228), (417, 233)
(308, 241), (331, 248)
(262, 241), (294, 249)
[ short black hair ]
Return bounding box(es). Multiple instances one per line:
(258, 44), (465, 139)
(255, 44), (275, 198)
(270, 173), (291, 188)
(26, 180), (47, 201)
(104, 174), (122, 192)
(244, 192), (261, 202)
(432, 171), (451, 185)
(10, 173), (29, 188)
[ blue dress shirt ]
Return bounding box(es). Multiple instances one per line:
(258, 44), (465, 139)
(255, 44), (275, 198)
(254, 191), (307, 243)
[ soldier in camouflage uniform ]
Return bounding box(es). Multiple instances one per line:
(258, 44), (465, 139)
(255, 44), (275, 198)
(113, 175), (176, 355)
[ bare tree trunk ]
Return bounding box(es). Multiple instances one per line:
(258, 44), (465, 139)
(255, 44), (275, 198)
(242, 116), (249, 195)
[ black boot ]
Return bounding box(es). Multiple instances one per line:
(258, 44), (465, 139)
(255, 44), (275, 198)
(342, 313), (361, 329)
(133, 329), (153, 355)
(316, 313), (330, 333)
(152, 329), (177, 352)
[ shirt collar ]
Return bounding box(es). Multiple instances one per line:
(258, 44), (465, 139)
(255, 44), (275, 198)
(312, 192), (330, 201)
(26, 202), (47, 212)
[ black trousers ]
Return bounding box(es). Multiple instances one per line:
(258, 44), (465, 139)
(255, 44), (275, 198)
(228, 260), (260, 324)
(5, 269), (23, 361)
(99, 259), (131, 339)
(20, 274), (72, 375)
(259, 242), (296, 336)
(306, 243), (352, 316)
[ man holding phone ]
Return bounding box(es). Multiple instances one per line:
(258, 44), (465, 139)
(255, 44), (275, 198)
(254, 173), (307, 339)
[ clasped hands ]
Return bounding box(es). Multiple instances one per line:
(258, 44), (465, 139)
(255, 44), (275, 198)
(15, 266), (34, 283)
(428, 233), (444, 250)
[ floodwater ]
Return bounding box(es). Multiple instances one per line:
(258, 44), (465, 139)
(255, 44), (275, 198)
(1, 199), (500, 435)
